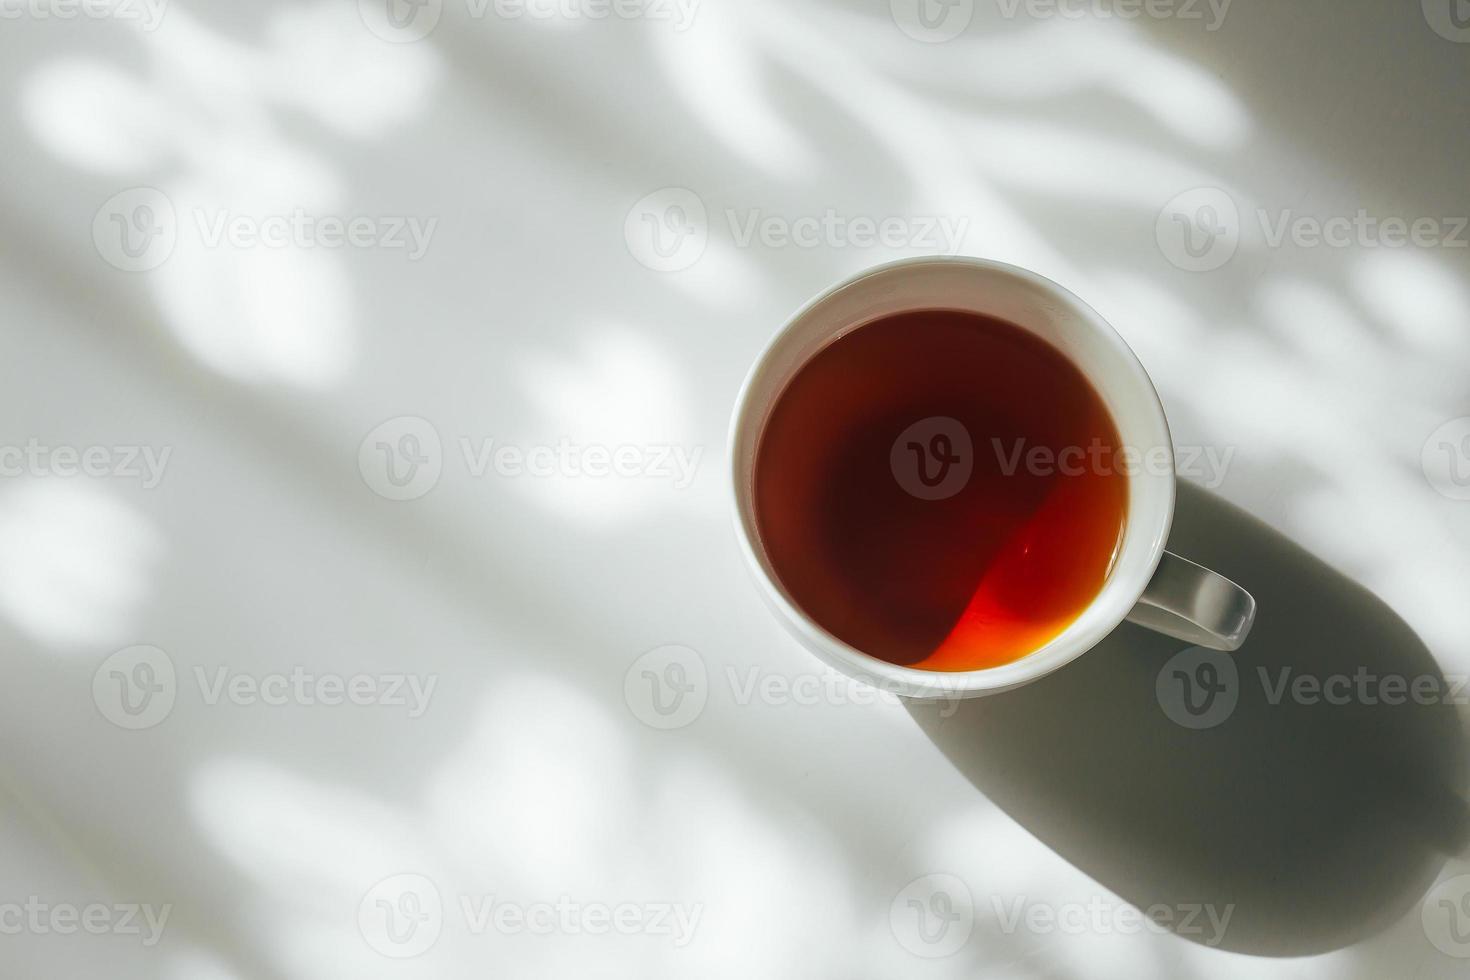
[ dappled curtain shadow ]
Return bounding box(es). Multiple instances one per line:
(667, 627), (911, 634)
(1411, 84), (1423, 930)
(1, 0), (1468, 977)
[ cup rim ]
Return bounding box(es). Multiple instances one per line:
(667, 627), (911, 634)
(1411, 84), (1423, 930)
(727, 255), (1176, 697)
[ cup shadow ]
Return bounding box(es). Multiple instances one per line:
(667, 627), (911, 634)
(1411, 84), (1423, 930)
(907, 481), (1468, 956)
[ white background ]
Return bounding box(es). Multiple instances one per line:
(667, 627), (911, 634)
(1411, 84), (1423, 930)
(1, 0), (1469, 976)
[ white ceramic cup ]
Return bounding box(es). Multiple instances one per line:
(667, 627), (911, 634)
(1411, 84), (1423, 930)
(729, 257), (1256, 700)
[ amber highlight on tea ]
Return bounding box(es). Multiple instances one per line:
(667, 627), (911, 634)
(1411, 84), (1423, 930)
(753, 309), (1129, 672)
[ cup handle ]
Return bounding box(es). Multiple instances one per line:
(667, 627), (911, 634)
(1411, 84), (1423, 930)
(1125, 551), (1256, 651)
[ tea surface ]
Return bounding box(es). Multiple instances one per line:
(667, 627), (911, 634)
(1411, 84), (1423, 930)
(753, 309), (1129, 671)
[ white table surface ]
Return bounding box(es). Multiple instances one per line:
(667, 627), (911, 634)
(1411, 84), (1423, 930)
(2, 0), (1469, 976)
